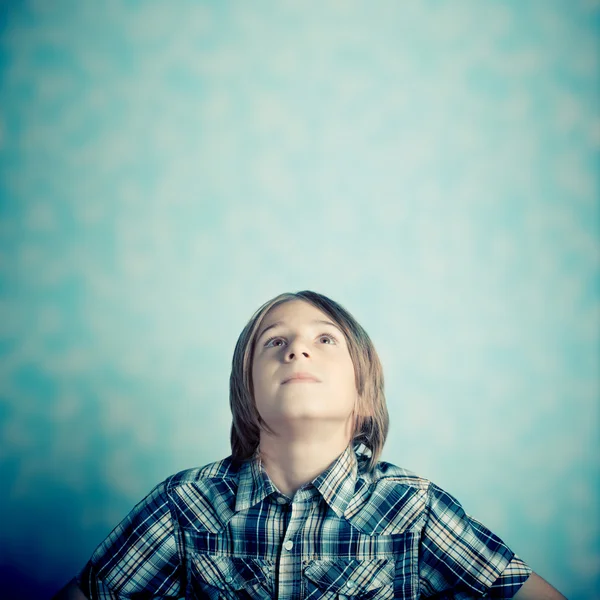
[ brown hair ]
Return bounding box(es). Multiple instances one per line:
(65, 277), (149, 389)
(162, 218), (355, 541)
(229, 290), (389, 471)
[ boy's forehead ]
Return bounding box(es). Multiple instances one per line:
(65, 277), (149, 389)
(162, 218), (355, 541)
(262, 299), (329, 325)
(255, 300), (345, 344)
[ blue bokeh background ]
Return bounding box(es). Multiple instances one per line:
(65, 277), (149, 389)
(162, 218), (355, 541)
(1, 1), (598, 598)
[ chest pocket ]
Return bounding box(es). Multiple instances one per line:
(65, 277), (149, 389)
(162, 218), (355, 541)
(188, 553), (273, 600)
(304, 558), (394, 599)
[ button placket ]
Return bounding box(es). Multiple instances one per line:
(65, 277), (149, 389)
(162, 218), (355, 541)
(276, 498), (311, 600)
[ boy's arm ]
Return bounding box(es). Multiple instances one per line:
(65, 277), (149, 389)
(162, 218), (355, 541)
(513, 572), (567, 600)
(51, 578), (89, 600)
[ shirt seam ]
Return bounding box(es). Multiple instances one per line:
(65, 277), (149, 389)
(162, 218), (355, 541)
(165, 474), (187, 592)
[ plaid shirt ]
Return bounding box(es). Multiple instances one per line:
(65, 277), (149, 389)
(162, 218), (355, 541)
(77, 445), (531, 599)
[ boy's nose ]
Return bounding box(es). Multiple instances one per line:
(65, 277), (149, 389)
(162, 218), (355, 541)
(286, 350), (310, 360)
(285, 338), (311, 361)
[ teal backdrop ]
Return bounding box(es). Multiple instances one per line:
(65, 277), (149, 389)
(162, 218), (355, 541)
(0, 1), (598, 598)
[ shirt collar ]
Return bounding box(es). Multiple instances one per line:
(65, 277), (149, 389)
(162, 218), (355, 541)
(311, 444), (358, 517)
(235, 454), (279, 513)
(235, 444), (359, 517)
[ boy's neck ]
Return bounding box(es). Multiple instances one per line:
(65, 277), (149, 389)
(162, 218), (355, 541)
(258, 426), (352, 497)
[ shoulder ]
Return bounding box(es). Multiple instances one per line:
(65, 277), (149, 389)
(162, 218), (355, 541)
(156, 456), (243, 532)
(163, 455), (241, 490)
(366, 461), (467, 515)
(346, 460), (433, 534)
(366, 459), (431, 492)
(159, 456), (246, 507)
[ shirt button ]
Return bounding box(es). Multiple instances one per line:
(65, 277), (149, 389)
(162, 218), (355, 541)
(225, 576), (233, 583)
(276, 496), (287, 504)
(283, 540), (294, 551)
(346, 581), (355, 589)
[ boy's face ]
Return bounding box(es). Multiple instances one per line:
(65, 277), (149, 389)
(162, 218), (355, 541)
(251, 300), (358, 435)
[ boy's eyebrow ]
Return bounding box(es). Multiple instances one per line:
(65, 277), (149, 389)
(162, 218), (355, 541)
(257, 319), (344, 343)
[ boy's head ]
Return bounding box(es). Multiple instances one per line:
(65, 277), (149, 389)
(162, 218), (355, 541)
(229, 291), (388, 471)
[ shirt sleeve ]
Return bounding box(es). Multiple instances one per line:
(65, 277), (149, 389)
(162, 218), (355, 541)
(76, 479), (185, 599)
(419, 483), (532, 598)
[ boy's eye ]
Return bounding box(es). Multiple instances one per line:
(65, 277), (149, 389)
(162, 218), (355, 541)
(264, 333), (338, 347)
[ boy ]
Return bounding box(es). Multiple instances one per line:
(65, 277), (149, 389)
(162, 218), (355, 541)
(55, 290), (566, 599)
